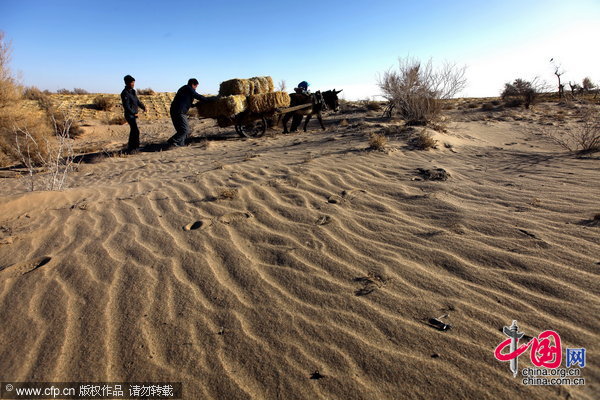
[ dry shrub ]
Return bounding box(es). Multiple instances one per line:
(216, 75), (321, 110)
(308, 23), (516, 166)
(0, 32), (81, 177)
(23, 86), (48, 101)
(51, 111), (84, 138)
(368, 133), (387, 150)
(1, 110), (53, 167)
(73, 88), (88, 94)
(481, 102), (496, 111)
(504, 98), (523, 108)
(501, 78), (546, 109)
(378, 57), (466, 125)
(26, 89), (84, 138)
(0, 33), (52, 166)
(47, 107), (83, 138)
(15, 113), (79, 191)
(0, 34), (19, 106)
(543, 107), (600, 152)
(137, 88), (155, 95)
(412, 129), (438, 150)
(93, 95), (114, 111)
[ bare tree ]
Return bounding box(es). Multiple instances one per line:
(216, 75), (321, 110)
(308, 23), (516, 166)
(568, 81), (582, 96)
(277, 79), (286, 92)
(0, 32), (12, 83)
(550, 58), (565, 99)
(378, 57), (467, 125)
(0, 31), (20, 109)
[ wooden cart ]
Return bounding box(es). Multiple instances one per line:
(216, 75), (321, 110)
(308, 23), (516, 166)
(212, 103), (313, 138)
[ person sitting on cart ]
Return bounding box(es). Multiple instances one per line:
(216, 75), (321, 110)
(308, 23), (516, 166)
(294, 81), (311, 96)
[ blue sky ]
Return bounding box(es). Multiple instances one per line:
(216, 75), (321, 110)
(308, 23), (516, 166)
(1, 0), (599, 99)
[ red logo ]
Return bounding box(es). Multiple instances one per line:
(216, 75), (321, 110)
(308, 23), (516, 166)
(495, 329), (562, 368)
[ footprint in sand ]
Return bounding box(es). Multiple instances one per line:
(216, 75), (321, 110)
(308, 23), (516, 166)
(341, 189), (366, 200)
(315, 215), (332, 226)
(0, 256), (52, 280)
(353, 274), (387, 296)
(217, 212), (253, 225)
(328, 189), (367, 204)
(183, 219), (213, 231)
(327, 195), (343, 204)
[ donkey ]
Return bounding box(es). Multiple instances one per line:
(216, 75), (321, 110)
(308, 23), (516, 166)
(282, 89), (343, 133)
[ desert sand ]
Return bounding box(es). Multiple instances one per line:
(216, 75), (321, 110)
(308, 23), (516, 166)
(0, 99), (598, 399)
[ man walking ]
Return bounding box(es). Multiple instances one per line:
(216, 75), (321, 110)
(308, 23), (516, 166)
(168, 78), (206, 147)
(120, 75), (146, 153)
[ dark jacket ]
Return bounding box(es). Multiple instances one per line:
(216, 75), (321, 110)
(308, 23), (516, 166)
(121, 87), (146, 119)
(170, 84), (205, 115)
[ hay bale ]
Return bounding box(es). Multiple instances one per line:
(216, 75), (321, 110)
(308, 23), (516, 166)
(219, 76), (274, 96)
(221, 95), (247, 115)
(248, 91), (291, 113)
(197, 95), (247, 118)
(219, 79), (253, 96)
(249, 76), (274, 94)
(196, 96), (220, 118)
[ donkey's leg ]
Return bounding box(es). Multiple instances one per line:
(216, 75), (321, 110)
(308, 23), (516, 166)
(316, 112), (325, 130)
(282, 113), (292, 133)
(303, 114), (313, 132)
(290, 115), (303, 132)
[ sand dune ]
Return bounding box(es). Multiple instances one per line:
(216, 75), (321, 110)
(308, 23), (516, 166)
(0, 103), (598, 399)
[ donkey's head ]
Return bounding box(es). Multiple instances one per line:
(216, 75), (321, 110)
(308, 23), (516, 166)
(322, 89), (343, 112)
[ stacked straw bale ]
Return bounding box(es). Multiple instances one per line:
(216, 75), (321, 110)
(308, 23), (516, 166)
(197, 95), (247, 118)
(248, 91), (291, 113)
(219, 79), (252, 96)
(249, 76), (275, 94)
(219, 76), (274, 96)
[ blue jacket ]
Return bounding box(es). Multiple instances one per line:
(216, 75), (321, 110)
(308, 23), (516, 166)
(120, 87), (146, 119)
(170, 84), (206, 114)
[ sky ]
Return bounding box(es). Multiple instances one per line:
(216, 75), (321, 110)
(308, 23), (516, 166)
(1, 0), (599, 100)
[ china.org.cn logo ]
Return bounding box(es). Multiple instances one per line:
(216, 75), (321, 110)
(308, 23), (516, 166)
(493, 320), (586, 386)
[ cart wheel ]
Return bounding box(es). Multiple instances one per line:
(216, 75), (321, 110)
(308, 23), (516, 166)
(237, 116), (267, 138)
